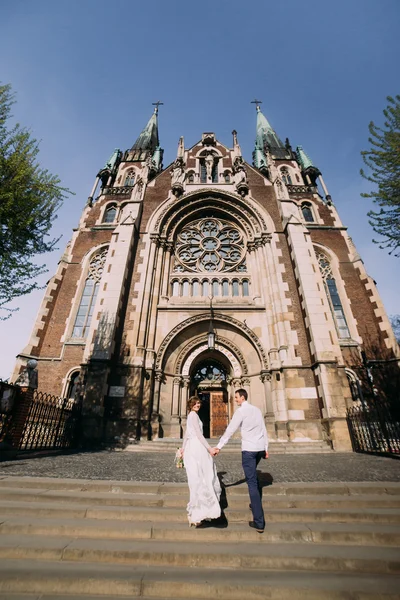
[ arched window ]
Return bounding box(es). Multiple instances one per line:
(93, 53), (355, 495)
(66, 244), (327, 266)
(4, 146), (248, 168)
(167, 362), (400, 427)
(224, 171), (231, 183)
(222, 280), (229, 296)
(187, 171), (195, 183)
(242, 280), (249, 296)
(200, 152), (218, 183)
(301, 203), (314, 223)
(172, 281), (179, 296)
(66, 371), (80, 400)
(124, 170), (135, 186)
(212, 280), (219, 296)
(192, 280), (199, 296)
(232, 280), (239, 297)
(316, 250), (350, 339)
(72, 249), (107, 339)
(202, 280), (209, 297)
(281, 167), (292, 185)
(103, 204), (117, 224)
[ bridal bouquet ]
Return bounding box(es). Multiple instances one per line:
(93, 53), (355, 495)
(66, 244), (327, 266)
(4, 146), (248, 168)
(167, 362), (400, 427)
(175, 447), (184, 468)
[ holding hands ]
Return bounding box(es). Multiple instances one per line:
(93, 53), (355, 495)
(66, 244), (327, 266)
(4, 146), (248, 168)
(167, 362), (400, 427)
(209, 447), (220, 457)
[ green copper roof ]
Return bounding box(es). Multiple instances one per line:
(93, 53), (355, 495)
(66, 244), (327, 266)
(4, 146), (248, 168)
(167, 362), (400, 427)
(102, 148), (121, 171)
(255, 106), (285, 151)
(296, 146), (319, 171)
(130, 108), (159, 155)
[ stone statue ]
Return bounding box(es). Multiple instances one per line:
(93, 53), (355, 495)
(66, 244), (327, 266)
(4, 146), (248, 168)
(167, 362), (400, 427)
(15, 359), (38, 389)
(205, 153), (214, 180)
(233, 158), (247, 185)
(171, 158), (185, 185)
(275, 176), (285, 199)
(133, 176), (144, 201)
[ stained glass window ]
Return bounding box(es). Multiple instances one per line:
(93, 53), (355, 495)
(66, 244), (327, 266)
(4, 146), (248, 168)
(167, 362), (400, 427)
(72, 249), (107, 338)
(316, 250), (350, 339)
(174, 217), (246, 273)
(193, 361), (227, 385)
(301, 203), (314, 223)
(103, 205), (117, 223)
(124, 171), (135, 186)
(281, 167), (292, 185)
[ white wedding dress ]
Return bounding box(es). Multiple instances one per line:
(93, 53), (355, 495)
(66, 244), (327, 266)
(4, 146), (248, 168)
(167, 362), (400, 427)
(183, 411), (222, 525)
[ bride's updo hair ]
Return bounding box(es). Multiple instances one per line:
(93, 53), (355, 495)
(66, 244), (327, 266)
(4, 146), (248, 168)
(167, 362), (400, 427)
(187, 396), (201, 412)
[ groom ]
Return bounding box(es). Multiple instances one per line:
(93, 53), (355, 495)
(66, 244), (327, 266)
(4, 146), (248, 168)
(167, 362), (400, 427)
(211, 389), (269, 533)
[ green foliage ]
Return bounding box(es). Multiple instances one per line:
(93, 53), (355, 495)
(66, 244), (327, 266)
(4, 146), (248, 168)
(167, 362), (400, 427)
(390, 315), (400, 344)
(0, 83), (72, 318)
(360, 95), (400, 257)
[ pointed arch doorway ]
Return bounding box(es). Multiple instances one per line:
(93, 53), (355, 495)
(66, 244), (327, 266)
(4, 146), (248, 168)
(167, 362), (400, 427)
(191, 358), (229, 439)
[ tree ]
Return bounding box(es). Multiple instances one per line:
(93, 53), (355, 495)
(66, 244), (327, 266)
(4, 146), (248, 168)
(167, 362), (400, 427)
(391, 315), (400, 344)
(360, 95), (400, 257)
(0, 83), (71, 318)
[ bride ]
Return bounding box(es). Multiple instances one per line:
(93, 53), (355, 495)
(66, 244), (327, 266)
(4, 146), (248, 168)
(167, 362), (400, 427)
(182, 396), (221, 526)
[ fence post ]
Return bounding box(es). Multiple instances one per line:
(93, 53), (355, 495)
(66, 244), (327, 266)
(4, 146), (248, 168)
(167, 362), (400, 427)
(10, 387), (33, 449)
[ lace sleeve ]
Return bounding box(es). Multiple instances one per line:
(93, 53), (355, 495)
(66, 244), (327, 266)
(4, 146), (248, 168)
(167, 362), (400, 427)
(188, 412), (211, 451)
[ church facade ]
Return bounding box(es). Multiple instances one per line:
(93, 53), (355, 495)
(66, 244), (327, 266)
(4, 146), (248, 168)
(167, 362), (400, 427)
(13, 105), (400, 451)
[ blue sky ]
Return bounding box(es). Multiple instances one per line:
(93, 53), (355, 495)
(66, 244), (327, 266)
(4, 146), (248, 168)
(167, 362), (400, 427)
(0, 0), (399, 379)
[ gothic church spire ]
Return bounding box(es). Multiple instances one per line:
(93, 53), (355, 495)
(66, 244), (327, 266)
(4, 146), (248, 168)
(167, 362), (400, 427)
(129, 106), (160, 158)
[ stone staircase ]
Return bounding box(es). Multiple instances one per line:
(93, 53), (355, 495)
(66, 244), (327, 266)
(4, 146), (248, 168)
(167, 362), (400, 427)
(0, 476), (399, 599)
(124, 438), (333, 453)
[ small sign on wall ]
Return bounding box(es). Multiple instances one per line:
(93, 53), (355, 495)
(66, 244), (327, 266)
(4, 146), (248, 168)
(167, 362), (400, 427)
(109, 386), (125, 397)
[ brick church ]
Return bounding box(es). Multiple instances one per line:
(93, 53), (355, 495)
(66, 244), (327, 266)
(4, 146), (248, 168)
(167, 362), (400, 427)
(12, 103), (400, 451)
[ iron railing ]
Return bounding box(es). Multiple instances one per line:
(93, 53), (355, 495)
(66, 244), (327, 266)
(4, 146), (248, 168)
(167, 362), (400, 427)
(0, 379), (20, 444)
(19, 390), (81, 451)
(346, 400), (400, 456)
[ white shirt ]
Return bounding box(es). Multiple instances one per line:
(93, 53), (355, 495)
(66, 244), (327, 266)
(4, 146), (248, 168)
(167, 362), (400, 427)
(217, 401), (269, 452)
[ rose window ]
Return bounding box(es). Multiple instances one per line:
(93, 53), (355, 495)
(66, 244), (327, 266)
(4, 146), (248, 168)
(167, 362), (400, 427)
(174, 218), (246, 273)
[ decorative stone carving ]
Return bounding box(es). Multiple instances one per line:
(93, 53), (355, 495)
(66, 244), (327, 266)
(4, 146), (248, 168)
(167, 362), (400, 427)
(154, 191), (268, 236)
(205, 153), (214, 181)
(155, 312), (268, 371)
(181, 343), (242, 378)
(175, 335), (248, 376)
(260, 370), (272, 383)
(171, 162), (185, 184)
(15, 359), (38, 389)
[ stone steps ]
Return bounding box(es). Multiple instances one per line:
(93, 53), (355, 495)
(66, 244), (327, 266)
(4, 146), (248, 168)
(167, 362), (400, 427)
(2, 515), (400, 546)
(0, 561), (399, 599)
(124, 439), (334, 453)
(0, 476), (399, 598)
(1, 533), (400, 574)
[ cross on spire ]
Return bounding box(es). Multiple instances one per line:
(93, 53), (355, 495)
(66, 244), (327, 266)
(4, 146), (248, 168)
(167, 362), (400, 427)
(251, 99), (262, 111)
(152, 100), (164, 114)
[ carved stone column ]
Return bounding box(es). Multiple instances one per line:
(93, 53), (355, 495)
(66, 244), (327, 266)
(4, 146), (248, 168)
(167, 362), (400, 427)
(247, 243), (261, 300)
(137, 235), (159, 350)
(260, 370), (276, 442)
(180, 376), (190, 417)
(160, 242), (173, 300)
(171, 377), (181, 417)
(167, 376), (181, 438)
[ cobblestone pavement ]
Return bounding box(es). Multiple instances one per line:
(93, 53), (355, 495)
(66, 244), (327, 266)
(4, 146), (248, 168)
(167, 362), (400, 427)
(0, 450), (399, 484)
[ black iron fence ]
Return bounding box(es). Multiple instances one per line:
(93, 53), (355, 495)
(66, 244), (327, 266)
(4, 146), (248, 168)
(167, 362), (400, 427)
(19, 390), (82, 451)
(0, 379), (20, 446)
(346, 400), (400, 456)
(0, 380), (81, 455)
